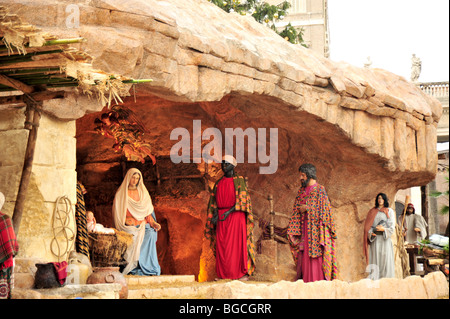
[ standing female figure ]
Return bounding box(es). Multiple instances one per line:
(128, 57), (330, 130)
(113, 168), (161, 275)
(363, 193), (396, 279)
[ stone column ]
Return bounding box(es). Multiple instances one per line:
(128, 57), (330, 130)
(0, 108), (77, 262)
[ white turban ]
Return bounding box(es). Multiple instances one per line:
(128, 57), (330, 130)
(222, 155), (237, 167)
(112, 168), (154, 274)
(0, 192), (5, 211)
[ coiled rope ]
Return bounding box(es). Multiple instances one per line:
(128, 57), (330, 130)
(50, 195), (75, 262)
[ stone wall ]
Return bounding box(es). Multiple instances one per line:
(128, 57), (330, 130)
(0, 107), (77, 262)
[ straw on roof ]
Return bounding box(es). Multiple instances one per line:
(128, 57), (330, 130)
(0, 6), (151, 106)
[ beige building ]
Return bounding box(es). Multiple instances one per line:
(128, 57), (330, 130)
(396, 82), (449, 237)
(419, 82), (449, 143)
(267, 0), (330, 57)
(421, 82), (449, 236)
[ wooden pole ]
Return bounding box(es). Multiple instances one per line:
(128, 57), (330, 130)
(420, 185), (429, 240)
(268, 194), (274, 240)
(12, 95), (42, 234)
(400, 195), (411, 234)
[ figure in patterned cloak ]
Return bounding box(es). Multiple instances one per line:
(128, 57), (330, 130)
(287, 163), (338, 282)
(94, 105), (156, 164)
(204, 155), (256, 280)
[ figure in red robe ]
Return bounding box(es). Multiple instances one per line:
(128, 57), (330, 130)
(205, 155), (256, 281)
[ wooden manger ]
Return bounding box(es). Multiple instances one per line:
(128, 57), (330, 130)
(88, 230), (133, 267)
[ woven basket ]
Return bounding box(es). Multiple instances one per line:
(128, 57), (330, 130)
(89, 230), (133, 267)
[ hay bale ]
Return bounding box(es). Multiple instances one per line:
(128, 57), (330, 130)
(89, 230), (133, 267)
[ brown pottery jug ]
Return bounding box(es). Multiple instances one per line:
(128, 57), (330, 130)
(86, 266), (128, 299)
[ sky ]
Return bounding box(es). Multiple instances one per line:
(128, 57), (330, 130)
(327, 0), (449, 83)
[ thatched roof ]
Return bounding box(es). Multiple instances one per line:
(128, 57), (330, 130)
(0, 6), (150, 106)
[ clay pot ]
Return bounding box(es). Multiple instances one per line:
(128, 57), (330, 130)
(34, 263), (61, 289)
(86, 267), (128, 299)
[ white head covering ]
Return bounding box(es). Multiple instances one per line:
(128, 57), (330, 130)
(112, 168), (154, 274)
(0, 192), (5, 211)
(222, 155), (237, 167)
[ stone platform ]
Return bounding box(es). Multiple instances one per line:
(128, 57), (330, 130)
(11, 258), (449, 299)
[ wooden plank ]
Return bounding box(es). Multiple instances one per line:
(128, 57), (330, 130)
(0, 58), (68, 70)
(12, 98), (42, 234)
(428, 259), (446, 266)
(0, 90), (67, 105)
(0, 74), (34, 93)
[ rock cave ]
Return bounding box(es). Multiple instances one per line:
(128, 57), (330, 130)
(1, 0), (443, 285)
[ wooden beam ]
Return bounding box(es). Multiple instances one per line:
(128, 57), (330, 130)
(0, 74), (34, 93)
(12, 95), (42, 234)
(0, 58), (68, 70)
(0, 90), (67, 105)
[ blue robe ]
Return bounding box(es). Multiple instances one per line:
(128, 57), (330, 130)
(129, 211), (161, 276)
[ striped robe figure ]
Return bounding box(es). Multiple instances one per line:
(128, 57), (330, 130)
(75, 182), (90, 257)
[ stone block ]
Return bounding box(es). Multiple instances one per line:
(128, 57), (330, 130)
(338, 279), (382, 299)
(303, 279), (336, 299)
(177, 64), (199, 100)
(425, 124), (438, 172)
(262, 280), (291, 299)
(35, 283), (122, 299)
(0, 129), (28, 167)
(14, 273), (35, 289)
(423, 271), (449, 299)
(197, 67), (227, 101)
(42, 92), (104, 120)
(14, 257), (46, 273)
(404, 275), (428, 299)
(32, 166), (77, 203)
(335, 106), (354, 138)
(33, 115), (77, 169)
(340, 96), (368, 111)
(405, 126), (418, 171)
(353, 110), (381, 155)
(325, 102), (339, 124)
(82, 26), (145, 77)
(260, 240), (277, 260)
(143, 30), (178, 58)
(380, 117), (395, 160)
(393, 118), (408, 171)
(378, 277), (410, 299)
(0, 165), (23, 204)
(0, 108), (26, 131)
(329, 75), (346, 93)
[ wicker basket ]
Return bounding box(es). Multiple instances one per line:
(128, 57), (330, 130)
(88, 230), (133, 267)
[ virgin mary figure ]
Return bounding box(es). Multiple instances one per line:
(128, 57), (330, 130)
(113, 168), (161, 275)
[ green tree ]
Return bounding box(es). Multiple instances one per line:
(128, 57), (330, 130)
(208, 0), (307, 46)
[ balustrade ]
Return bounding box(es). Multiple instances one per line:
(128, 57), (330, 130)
(419, 82), (449, 98)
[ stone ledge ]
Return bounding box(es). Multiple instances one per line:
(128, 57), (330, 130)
(12, 283), (122, 299)
(206, 271), (449, 299)
(126, 274), (196, 288)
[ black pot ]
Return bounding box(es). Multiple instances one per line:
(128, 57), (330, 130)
(34, 263), (61, 289)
